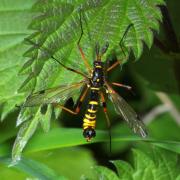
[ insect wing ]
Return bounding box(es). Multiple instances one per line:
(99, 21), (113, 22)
(109, 91), (147, 138)
(24, 82), (84, 107)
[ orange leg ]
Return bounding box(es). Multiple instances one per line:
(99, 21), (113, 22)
(52, 86), (89, 115)
(75, 86), (89, 113)
(77, 11), (92, 74)
(100, 92), (111, 128)
(52, 103), (78, 115)
(100, 91), (112, 152)
(107, 61), (120, 72)
(111, 82), (132, 90)
(77, 46), (92, 73)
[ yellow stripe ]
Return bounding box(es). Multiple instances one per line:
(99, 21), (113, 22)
(88, 109), (97, 113)
(83, 125), (95, 129)
(85, 114), (96, 119)
(96, 65), (102, 68)
(83, 118), (89, 123)
(83, 120), (95, 125)
(83, 118), (96, 124)
(91, 87), (99, 90)
(83, 118), (96, 129)
(89, 101), (98, 105)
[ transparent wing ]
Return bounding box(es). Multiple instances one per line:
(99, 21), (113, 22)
(24, 81), (85, 107)
(108, 88), (147, 138)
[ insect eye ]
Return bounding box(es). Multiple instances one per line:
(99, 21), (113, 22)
(83, 128), (96, 141)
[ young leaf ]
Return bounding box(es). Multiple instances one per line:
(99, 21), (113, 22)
(94, 166), (119, 180)
(111, 160), (134, 180)
(151, 147), (179, 180)
(94, 147), (180, 180)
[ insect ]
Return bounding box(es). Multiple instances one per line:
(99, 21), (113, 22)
(22, 12), (147, 142)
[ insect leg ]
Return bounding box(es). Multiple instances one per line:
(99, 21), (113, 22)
(25, 38), (88, 79)
(100, 92), (112, 153)
(52, 103), (78, 115)
(107, 61), (120, 72)
(77, 10), (92, 74)
(52, 86), (89, 115)
(75, 86), (89, 113)
(111, 82), (132, 90)
(111, 82), (135, 95)
(51, 56), (88, 78)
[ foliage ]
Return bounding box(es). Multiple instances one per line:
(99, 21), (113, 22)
(13, 0), (164, 164)
(0, 0), (180, 179)
(94, 147), (180, 180)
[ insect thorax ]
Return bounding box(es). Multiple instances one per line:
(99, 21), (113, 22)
(91, 61), (104, 88)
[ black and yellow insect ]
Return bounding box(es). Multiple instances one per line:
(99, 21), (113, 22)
(23, 13), (147, 141)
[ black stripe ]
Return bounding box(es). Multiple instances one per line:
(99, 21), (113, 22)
(88, 104), (97, 110)
(102, 102), (106, 108)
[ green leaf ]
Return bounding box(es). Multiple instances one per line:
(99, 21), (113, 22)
(28, 147), (96, 179)
(0, 0), (165, 167)
(12, 0), (165, 166)
(10, 125), (180, 164)
(151, 147), (179, 180)
(0, 157), (66, 180)
(24, 128), (108, 153)
(20, 0), (165, 92)
(39, 105), (52, 132)
(176, 175), (180, 180)
(94, 166), (119, 180)
(132, 149), (156, 179)
(95, 147), (180, 180)
(12, 107), (41, 164)
(0, 0), (36, 120)
(111, 160), (134, 180)
(15, 128), (179, 154)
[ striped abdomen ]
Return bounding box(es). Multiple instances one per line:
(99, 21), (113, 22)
(83, 89), (99, 141)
